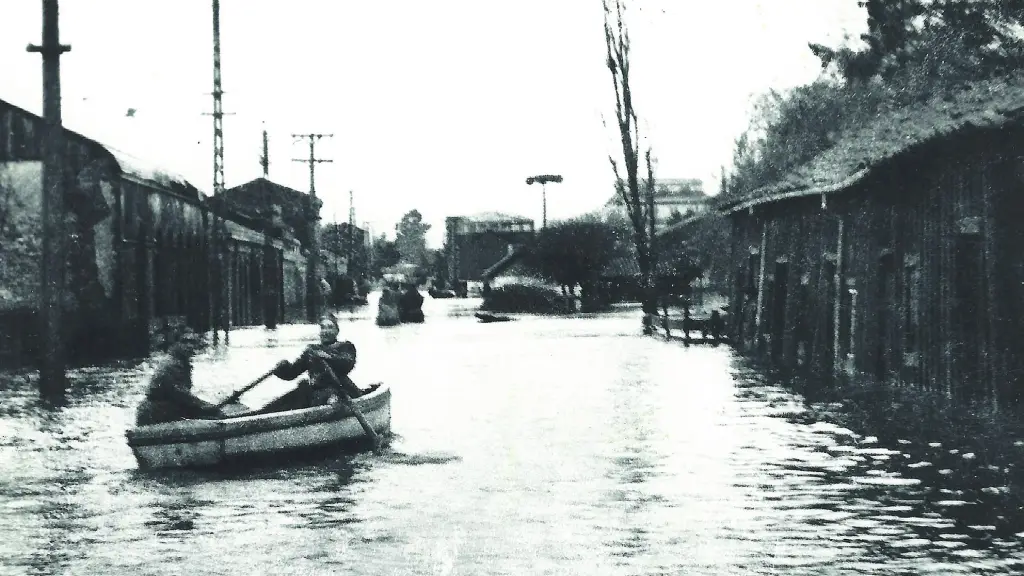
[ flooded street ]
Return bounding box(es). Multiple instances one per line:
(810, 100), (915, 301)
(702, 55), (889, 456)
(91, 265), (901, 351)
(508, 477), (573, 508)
(2, 296), (1023, 575)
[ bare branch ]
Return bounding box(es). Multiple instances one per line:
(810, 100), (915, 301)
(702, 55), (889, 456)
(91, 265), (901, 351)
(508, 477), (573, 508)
(603, 0), (659, 325)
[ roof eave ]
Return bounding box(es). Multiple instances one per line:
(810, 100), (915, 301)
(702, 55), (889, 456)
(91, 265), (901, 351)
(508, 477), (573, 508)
(654, 212), (712, 238)
(719, 167), (872, 216)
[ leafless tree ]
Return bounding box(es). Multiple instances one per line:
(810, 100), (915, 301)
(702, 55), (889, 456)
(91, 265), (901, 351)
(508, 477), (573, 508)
(604, 0), (659, 334)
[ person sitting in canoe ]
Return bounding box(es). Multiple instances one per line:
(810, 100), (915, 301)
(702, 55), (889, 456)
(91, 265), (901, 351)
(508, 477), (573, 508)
(135, 328), (225, 426)
(265, 315), (379, 411)
(398, 283), (425, 323)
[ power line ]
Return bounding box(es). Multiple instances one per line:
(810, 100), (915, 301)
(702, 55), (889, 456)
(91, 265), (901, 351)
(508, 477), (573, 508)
(292, 133), (333, 321)
(291, 133), (333, 198)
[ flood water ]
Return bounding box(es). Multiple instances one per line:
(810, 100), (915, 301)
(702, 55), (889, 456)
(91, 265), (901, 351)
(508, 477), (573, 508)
(1, 296), (1023, 575)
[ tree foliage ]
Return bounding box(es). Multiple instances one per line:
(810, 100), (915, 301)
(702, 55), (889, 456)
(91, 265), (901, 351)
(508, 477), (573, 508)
(395, 209), (430, 266)
(320, 222), (369, 279)
(427, 248), (448, 287)
(728, 0), (1024, 197)
(811, 0), (1024, 85)
(369, 234), (400, 278)
(655, 244), (703, 301)
(522, 219), (619, 294)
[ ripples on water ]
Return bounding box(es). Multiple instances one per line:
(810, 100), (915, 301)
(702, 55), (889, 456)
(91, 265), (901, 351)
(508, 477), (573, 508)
(1, 297), (1022, 575)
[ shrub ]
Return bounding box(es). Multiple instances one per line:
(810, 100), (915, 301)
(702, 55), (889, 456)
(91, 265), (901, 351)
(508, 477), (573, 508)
(480, 282), (570, 314)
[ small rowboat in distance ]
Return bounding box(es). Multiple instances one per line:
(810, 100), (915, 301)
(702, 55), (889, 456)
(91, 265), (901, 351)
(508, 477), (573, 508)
(125, 383), (391, 470)
(475, 311), (512, 323)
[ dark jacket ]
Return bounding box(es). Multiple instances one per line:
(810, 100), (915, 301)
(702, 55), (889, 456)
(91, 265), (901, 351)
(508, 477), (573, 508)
(273, 340), (361, 398)
(399, 287), (423, 312)
(135, 354), (222, 426)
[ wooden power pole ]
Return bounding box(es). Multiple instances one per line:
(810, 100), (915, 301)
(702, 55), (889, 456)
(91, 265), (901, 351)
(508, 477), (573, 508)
(292, 133), (332, 322)
(27, 0), (71, 399)
(348, 190), (355, 276)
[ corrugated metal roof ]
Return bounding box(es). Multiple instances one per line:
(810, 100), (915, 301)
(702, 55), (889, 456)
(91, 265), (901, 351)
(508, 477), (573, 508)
(0, 96), (203, 195)
(104, 145), (198, 193)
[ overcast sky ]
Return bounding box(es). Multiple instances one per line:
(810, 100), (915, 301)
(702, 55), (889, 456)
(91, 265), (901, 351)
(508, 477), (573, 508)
(1, 1), (866, 247)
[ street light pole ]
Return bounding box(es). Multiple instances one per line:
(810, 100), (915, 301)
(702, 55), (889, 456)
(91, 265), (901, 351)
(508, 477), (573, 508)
(541, 183), (547, 229)
(526, 174), (563, 230)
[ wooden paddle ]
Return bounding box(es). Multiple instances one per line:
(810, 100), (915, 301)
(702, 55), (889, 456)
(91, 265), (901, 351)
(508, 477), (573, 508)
(315, 358), (383, 453)
(213, 366), (278, 410)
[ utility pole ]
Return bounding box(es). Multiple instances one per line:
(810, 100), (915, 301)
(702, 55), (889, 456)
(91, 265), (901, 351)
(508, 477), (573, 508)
(27, 0), (71, 399)
(366, 221), (374, 278)
(348, 190), (355, 276)
(292, 133), (333, 322)
(203, 0), (234, 343)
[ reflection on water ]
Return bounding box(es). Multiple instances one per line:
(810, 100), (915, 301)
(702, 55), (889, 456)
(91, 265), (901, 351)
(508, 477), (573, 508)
(1, 299), (1023, 575)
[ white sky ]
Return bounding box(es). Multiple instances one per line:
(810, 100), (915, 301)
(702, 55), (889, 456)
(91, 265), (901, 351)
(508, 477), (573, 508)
(1, 1), (867, 247)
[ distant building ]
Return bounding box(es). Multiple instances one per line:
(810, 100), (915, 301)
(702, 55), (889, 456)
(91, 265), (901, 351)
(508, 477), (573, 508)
(0, 97), (305, 368)
(218, 177), (324, 320)
(320, 222), (367, 280)
(445, 212), (535, 283)
(600, 178), (711, 228)
(219, 177), (322, 250)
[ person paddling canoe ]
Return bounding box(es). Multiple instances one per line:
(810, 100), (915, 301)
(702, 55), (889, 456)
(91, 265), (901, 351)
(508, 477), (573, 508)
(135, 328), (225, 426)
(264, 315), (379, 411)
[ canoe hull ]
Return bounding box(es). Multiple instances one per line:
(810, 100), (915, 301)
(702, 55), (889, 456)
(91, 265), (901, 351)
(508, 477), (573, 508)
(476, 312), (511, 323)
(126, 385), (391, 470)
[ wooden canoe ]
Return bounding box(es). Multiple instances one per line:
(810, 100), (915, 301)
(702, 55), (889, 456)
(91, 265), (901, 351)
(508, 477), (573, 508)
(125, 383), (391, 470)
(475, 311), (512, 323)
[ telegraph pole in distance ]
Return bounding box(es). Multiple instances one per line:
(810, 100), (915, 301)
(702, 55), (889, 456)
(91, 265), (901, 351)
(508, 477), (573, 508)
(348, 190), (355, 275)
(27, 0), (71, 399)
(202, 0), (234, 343)
(292, 133), (333, 322)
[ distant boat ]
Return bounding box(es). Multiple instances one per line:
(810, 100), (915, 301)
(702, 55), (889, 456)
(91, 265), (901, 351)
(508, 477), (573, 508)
(377, 287), (401, 326)
(475, 311), (512, 323)
(399, 308), (425, 323)
(398, 287), (425, 323)
(125, 384), (391, 470)
(376, 303), (400, 326)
